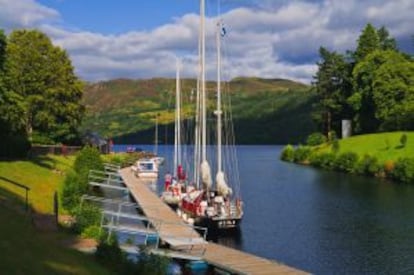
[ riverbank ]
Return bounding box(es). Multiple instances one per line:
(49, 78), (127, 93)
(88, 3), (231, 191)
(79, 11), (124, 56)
(281, 132), (414, 183)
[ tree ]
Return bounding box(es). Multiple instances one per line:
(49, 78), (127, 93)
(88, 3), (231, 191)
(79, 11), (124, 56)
(371, 51), (414, 130)
(312, 47), (352, 136)
(0, 30), (30, 157)
(354, 23), (380, 62)
(377, 26), (397, 51)
(351, 50), (414, 132)
(0, 29), (5, 69)
(4, 29), (84, 144)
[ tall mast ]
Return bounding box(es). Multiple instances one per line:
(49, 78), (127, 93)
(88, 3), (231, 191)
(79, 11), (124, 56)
(201, 0), (207, 162)
(174, 58), (181, 176)
(216, 21), (222, 173)
(154, 114), (158, 156)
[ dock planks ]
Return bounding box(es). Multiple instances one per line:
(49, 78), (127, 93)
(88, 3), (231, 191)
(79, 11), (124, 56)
(119, 167), (308, 274)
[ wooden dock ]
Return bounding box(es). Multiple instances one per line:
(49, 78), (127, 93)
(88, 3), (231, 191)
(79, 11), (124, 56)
(120, 167), (308, 274)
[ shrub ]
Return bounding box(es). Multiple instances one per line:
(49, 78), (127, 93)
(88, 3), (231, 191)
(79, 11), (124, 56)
(383, 160), (395, 176)
(333, 152), (359, 173)
(293, 146), (312, 163)
(309, 152), (336, 169)
(400, 133), (407, 148)
(135, 248), (171, 275)
(95, 236), (170, 275)
(81, 225), (103, 240)
(356, 155), (381, 176)
(95, 236), (128, 273)
(72, 203), (102, 234)
(31, 131), (55, 145)
(74, 146), (104, 179)
(61, 170), (87, 212)
(306, 132), (327, 146)
(392, 158), (414, 184)
(280, 145), (295, 162)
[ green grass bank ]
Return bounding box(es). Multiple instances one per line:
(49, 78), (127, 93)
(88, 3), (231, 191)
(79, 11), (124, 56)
(281, 132), (414, 183)
(0, 155), (112, 274)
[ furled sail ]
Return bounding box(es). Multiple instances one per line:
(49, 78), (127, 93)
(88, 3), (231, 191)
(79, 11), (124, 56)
(201, 160), (212, 189)
(216, 171), (232, 197)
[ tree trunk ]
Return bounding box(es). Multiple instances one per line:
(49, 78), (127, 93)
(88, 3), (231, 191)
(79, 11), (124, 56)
(326, 111), (331, 139)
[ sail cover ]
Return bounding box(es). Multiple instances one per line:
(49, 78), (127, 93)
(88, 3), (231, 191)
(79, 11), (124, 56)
(201, 160), (212, 189)
(216, 171), (232, 197)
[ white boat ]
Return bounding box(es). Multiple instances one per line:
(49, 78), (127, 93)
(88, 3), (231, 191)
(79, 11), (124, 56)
(131, 158), (159, 178)
(178, 0), (243, 231)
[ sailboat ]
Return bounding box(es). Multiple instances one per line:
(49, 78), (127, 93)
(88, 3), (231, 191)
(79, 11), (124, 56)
(178, 0), (243, 230)
(161, 59), (188, 207)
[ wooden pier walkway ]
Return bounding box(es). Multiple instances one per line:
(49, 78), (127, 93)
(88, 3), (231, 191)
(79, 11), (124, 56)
(120, 167), (308, 274)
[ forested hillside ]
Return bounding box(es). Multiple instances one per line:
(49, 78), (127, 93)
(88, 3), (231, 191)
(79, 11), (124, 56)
(81, 77), (315, 144)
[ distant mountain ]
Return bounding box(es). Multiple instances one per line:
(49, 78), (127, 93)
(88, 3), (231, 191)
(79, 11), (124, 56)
(81, 77), (316, 144)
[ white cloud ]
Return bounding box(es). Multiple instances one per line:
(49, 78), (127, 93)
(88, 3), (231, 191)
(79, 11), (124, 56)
(0, 0), (59, 29)
(0, 0), (413, 84)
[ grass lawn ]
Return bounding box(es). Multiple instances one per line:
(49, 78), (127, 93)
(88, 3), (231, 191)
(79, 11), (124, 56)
(0, 155), (74, 214)
(0, 154), (113, 274)
(0, 204), (111, 275)
(319, 131), (414, 162)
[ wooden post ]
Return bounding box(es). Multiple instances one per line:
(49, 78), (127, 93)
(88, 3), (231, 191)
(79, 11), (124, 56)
(54, 191), (59, 226)
(25, 188), (29, 212)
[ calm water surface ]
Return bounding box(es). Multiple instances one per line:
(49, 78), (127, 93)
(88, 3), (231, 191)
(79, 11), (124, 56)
(115, 145), (414, 274)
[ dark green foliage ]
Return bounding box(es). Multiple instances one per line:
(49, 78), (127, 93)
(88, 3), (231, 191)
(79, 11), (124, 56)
(233, 89), (316, 144)
(293, 146), (312, 163)
(369, 51), (414, 131)
(0, 133), (30, 158)
(356, 155), (381, 176)
(333, 152), (359, 173)
(377, 26), (397, 51)
(81, 225), (103, 240)
(314, 23), (414, 135)
(312, 47), (353, 136)
(73, 146), (104, 178)
(82, 78), (314, 144)
(62, 146), (103, 213)
(72, 203), (102, 234)
(306, 132), (327, 146)
(95, 236), (128, 273)
(0, 29), (5, 69)
(280, 145), (294, 162)
(135, 251), (171, 275)
(392, 158), (414, 184)
(61, 170), (86, 212)
(354, 23), (381, 62)
(309, 152), (336, 169)
(95, 237), (170, 275)
(0, 30), (31, 158)
(3, 29), (84, 145)
(400, 134), (407, 148)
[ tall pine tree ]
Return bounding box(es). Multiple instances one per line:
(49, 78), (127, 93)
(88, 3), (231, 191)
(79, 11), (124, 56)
(354, 23), (380, 62)
(312, 47), (352, 137)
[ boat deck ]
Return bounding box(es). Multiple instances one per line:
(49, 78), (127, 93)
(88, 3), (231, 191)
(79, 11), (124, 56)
(119, 167), (308, 274)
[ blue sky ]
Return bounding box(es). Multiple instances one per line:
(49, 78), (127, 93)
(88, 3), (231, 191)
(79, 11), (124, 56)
(37, 0), (204, 33)
(1, 0), (413, 83)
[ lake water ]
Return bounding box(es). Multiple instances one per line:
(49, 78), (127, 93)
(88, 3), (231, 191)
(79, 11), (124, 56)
(114, 144), (414, 274)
